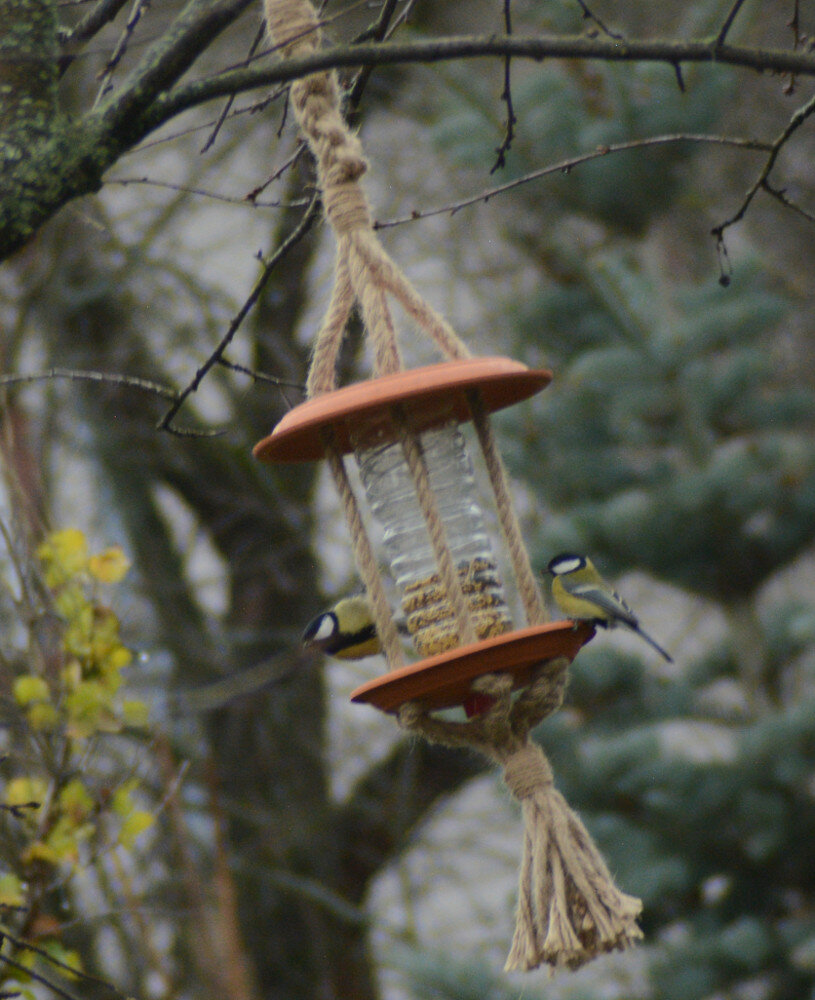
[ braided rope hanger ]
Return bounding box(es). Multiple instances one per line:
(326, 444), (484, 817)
(264, 0), (545, 662)
(263, 0), (642, 972)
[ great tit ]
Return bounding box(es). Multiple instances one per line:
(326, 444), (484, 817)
(302, 596), (382, 660)
(547, 553), (673, 662)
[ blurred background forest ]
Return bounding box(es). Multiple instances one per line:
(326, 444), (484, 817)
(1, 0), (815, 998)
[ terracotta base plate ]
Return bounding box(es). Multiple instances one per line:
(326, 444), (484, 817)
(350, 620), (595, 713)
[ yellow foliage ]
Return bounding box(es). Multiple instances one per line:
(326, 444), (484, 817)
(122, 699), (150, 728)
(27, 703), (59, 731)
(37, 529), (88, 586)
(5, 777), (48, 812)
(0, 873), (25, 907)
(89, 547), (131, 583)
(118, 811), (154, 849)
(59, 780), (94, 823)
(13, 676), (50, 706)
(3, 528), (154, 905)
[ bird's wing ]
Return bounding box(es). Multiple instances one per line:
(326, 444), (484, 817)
(568, 582), (639, 627)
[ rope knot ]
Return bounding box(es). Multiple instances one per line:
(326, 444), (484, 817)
(503, 743), (553, 801)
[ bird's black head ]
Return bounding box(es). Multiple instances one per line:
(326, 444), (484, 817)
(302, 611), (338, 650)
(547, 553), (587, 576)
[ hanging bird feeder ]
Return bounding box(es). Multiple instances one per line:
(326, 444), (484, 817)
(256, 0), (643, 973)
(254, 356), (594, 716)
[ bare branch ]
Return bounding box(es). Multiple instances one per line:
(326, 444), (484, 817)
(142, 34), (815, 130)
(711, 91), (815, 244)
(715, 0), (748, 48)
(574, 0), (624, 41)
(491, 0), (517, 174)
(105, 174), (305, 208)
(346, 0), (404, 110)
(93, 0), (152, 106)
(372, 132), (773, 229)
(94, 0), (256, 135)
(0, 367), (178, 399)
(0, 951), (84, 1000)
(58, 0), (130, 46)
(216, 357), (305, 392)
(157, 192), (320, 435)
(763, 180), (815, 223)
(200, 23), (267, 153)
(0, 928), (122, 996)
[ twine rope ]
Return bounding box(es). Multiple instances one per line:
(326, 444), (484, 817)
(394, 406), (476, 646)
(466, 389), (546, 626)
(265, 0), (477, 659)
(398, 663), (643, 972)
(321, 432), (405, 668)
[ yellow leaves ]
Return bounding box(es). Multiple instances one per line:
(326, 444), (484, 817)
(13, 677), (57, 730)
(3, 527), (153, 902)
(59, 780), (94, 824)
(5, 777), (47, 814)
(37, 529), (88, 587)
(112, 782), (154, 849)
(13, 676), (50, 706)
(118, 811), (154, 849)
(65, 680), (117, 738)
(122, 699), (150, 728)
(29, 528), (141, 740)
(0, 873), (25, 907)
(89, 547), (130, 583)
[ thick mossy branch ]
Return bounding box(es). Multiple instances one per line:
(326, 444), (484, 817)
(3, 5), (815, 260)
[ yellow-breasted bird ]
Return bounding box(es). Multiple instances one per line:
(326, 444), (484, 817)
(302, 596), (382, 660)
(547, 553), (673, 662)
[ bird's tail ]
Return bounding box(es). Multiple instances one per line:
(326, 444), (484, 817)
(634, 624), (673, 663)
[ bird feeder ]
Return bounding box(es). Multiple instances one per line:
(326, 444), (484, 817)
(258, 0), (643, 974)
(254, 356), (595, 716)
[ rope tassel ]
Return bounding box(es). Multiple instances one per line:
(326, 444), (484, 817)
(502, 743), (642, 970)
(398, 662), (643, 972)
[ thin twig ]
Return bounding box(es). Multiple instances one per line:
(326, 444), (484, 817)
(491, 0), (517, 173)
(156, 192), (320, 435)
(574, 0), (623, 41)
(783, 0), (802, 94)
(372, 132), (772, 229)
(200, 23), (266, 152)
(763, 180), (815, 223)
(711, 91), (815, 244)
(0, 368), (177, 400)
(0, 927), (121, 996)
(215, 357), (305, 392)
(104, 174), (304, 208)
(0, 951), (84, 1000)
(346, 0), (403, 110)
(245, 141), (308, 203)
(715, 0), (748, 48)
(93, 0), (152, 106)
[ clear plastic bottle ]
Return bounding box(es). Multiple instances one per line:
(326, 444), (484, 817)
(353, 411), (512, 656)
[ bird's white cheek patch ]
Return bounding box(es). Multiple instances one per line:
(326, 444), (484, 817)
(313, 616), (336, 642)
(553, 557), (583, 574)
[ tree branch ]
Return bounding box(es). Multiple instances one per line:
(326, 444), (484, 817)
(94, 0), (256, 137)
(143, 34), (815, 128)
(0, 367), (178, 399)
(58, 0), (130, 46)
(156, 192), (320, 434)
(711, 91), (815, 244)
(373, 132), (773, 229)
